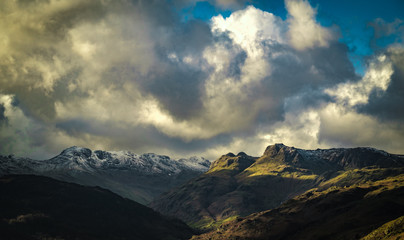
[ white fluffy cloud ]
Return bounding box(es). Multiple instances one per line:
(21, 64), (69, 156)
(253, 53), (402, 155)
(325, 55), (393, 106)
(212, 6), (285, 55)
(286, 0), (333, 50)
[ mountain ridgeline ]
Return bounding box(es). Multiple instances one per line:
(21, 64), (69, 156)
(151, 143), (404, 230)
(1, 144), (403, 239)
(0, 146), (210, 205)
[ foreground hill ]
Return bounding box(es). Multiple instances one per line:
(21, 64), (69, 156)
(361, 216), (404, 240)
(0, 146), (210, 204)
(192, 174), (404, 240)
(151, 144), (404, 229)
(191, 174), (404, 240)
(0, 175), (194, 240)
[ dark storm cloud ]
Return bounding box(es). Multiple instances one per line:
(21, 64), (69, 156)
(358, 48), (404, 122)
(354, 18), (404, 122)
(213, 0), (250, 9)
(0, 0), (179, 122)
(143, 66), (207, 119)
(246, 40), (358, 127)
(0, 103), (7, 125)
(167, 20), (213, 54)
(269, 42), (357, 89)
(1, 0), (403, 159)
(2, 0), (211, 122)
(226, 50), (247, 79)
(55, 116), (235, 158)
(0, 0), (109, 121)
(369, 18), (404, 47)
(283, 89), (331, 113)
(173, 0), (250, 10)
(141, 20), (213, 119)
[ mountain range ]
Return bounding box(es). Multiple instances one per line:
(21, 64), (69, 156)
(0, 146), (210, 204)
(1, 143), (403, 239)
(151, 143), (404, 230)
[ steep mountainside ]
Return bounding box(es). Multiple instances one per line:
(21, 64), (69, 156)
(151, 144), (404, 229)
(0, 146), (210, 204)
(361, 216), (404, 240)
(0, 175), (194, 240)
(192, 174), (404, 240)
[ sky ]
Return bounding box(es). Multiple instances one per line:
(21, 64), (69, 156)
(0, 0), (403, 160)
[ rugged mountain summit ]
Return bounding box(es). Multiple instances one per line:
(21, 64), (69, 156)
(0, 175), (194, 240)
(151, 144), (404, 229)
(0, 146), (210, 204)
(208, 152), (257, 174)
(260, 143), (402, 171)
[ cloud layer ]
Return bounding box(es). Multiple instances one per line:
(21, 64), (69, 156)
(0, 0), (403, 159)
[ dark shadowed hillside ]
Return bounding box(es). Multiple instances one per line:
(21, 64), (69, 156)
(191, 174), (404, 240)
(0, 175), (194, 240)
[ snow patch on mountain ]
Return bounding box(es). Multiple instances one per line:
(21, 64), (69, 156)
(0, 146), (210, 176)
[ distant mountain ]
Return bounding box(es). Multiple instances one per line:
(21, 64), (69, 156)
(151, 144), (404, 229)
(0, 174), (194, 240)
(0, 146), (210, 204)
(191, 174), (404, 240)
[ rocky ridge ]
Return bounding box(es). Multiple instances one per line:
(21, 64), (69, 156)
(151, 143), (404, 229)
(0, 146), (210, 204)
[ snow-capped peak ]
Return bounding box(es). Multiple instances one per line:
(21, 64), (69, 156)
(47, 146), (211, 174)
(0, 147), (211, 204)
